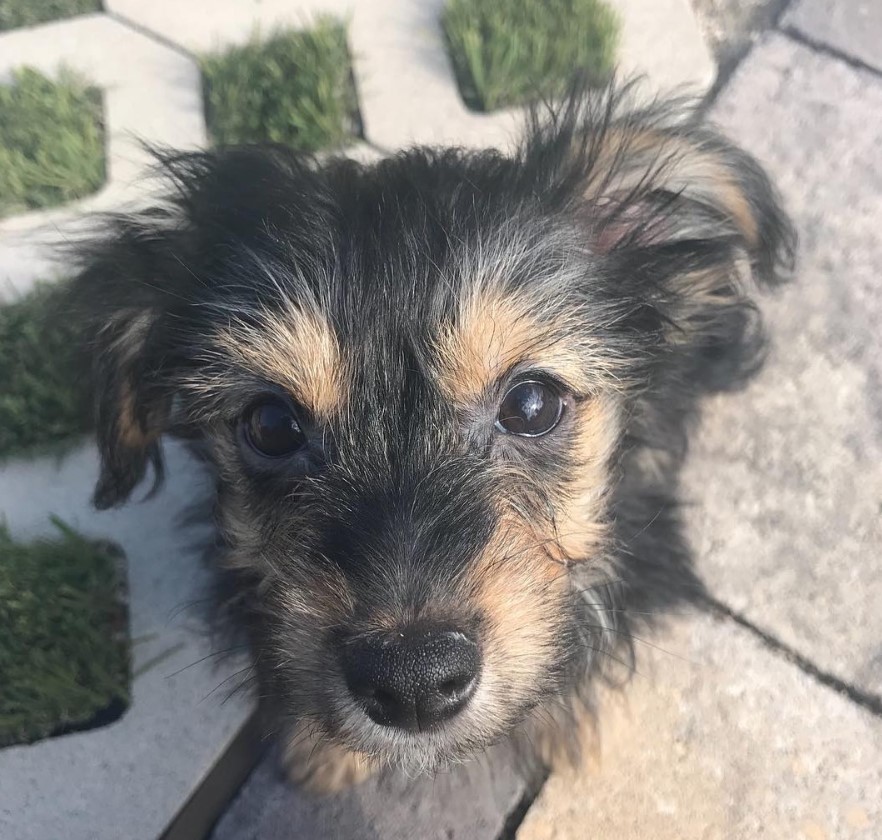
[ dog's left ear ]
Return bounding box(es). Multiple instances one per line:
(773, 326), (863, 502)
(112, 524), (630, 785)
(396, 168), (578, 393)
(528, 89), (796, 383)
(68, 223), (181, 510)
(528, 88), (796, 286)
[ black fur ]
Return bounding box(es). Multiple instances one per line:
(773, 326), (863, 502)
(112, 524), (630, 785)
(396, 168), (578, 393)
(67, 83), (795, 777)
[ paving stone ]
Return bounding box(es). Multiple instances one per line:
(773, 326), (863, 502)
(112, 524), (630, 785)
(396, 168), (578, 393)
(785, 0), (882, 73)
(108, 0), (714, 155)
(517, 611), (882, 840)
(0, 13), (206, 294)
(212, 741), (532, 840)
(0, 441), (255, 840)
(680, 35), (882, 697)
(614, 0), (716, 93)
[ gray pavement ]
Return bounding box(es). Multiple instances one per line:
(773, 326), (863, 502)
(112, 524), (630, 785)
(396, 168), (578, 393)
(785, 0), (882, 72)
(518, 612), (882, 840)
(686, 32), (882, 699)
(214, 742), (534, 840)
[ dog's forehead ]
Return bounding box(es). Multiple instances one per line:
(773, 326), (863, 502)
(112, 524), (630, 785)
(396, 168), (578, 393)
(219, 236), (592, 427)
(207, 155), (605, 432)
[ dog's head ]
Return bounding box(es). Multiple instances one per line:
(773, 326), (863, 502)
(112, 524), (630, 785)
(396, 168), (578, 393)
(71, 87), (793, 771)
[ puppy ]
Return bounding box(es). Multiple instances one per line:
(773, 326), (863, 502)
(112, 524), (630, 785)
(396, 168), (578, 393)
(69, 84), (794, 791)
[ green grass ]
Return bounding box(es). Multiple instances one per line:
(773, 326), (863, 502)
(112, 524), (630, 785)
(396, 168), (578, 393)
(0, 67), (105, 218)
(0, 281), (92, 459)
(0, 519), (130, 747)
(0, 0), (100, 31)
(442, 0), (619, 112)
(202, 20), (359, 152)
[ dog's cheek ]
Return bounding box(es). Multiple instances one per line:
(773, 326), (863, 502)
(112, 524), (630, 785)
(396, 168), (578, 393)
(553, 394), (622, 563)
(458, 520), (570, 728)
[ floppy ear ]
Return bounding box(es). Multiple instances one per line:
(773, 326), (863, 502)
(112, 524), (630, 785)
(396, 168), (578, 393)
(530, 84), (795, 277)
(68, 222), (180, 510)
(527, 84), (796, 382)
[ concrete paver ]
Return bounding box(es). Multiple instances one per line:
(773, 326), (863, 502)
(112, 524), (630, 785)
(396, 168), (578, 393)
(680, 33), (882, 698)
(213, 742), (533, 840)
(0, 14), (205, 294)
(785, 0), (882, 72)
(517, 612), (882, 840)
(0, 442), (254, 840)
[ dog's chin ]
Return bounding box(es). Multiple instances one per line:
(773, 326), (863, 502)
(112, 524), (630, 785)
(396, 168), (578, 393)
(326, 714), (507, 776)
(306, 677), (534, 775)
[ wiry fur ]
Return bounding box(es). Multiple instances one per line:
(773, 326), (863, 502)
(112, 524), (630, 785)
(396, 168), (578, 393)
(67, 83), (795, 786)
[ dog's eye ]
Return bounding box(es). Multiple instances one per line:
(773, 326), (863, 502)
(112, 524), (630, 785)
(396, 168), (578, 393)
(496, 381), (564, 437)
(242, 399), (306, 457)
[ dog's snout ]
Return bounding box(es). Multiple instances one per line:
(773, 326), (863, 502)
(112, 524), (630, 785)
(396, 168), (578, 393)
(342, 628), (480, 731)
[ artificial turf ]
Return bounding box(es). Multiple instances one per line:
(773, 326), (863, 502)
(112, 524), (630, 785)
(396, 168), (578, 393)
(0, 66), (105, 218)
(0, 0), (100, 31)
(202, 19), (359, 152)
(0, 281), (92, 459)
(442, 0), (619, 112)
(0, 519), (130, 747)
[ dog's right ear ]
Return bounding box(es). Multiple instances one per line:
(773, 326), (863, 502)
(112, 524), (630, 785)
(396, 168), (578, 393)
(68, 221), (181, 510)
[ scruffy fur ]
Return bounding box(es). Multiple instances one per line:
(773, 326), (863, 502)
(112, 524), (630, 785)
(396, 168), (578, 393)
(68, 84), (794, 789)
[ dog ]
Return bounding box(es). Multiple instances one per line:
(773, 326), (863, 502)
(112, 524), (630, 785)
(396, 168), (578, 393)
(68, 83), (794, 792)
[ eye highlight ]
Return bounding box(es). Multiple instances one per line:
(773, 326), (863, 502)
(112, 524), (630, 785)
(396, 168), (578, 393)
(496, 380), (565, 437)
(241, 398), (307, 458)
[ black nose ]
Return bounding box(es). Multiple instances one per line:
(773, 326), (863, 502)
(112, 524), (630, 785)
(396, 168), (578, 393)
(342, 627), (480, 731)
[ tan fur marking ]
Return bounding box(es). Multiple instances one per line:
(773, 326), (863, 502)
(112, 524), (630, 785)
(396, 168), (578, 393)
(116, 384), (154, 449)
(105, 311), (159, 449)
(284, 723), (375, 793)
(586, 128), (760, 249)
(435, 288), (589, 405)
(464, 516), (569, 706)
(218, 307), (347, 418)
(553, 395), (620, 562)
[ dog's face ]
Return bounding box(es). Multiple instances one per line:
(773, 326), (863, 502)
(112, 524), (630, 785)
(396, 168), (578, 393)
(72, 89), (793, 773)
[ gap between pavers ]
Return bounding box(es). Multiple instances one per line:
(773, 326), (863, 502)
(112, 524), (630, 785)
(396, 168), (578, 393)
(516, 610), (882, 840)
(0, 13), (206, 296)
(784, 0), (882, 73)
(0, 440), (256, 840)
(682, 32), (882, 700)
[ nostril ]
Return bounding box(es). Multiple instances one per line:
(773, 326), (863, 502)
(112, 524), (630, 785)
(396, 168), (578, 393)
(438, 673), (474, 699)
(372, 687), (397, 707)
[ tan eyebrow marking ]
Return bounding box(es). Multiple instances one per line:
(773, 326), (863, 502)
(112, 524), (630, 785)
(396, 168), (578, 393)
(217, 305), (348, 418)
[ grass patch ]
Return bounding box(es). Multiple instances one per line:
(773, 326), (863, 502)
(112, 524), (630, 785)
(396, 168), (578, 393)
(442, 0), (619, 112)
(0, 519), (130, 747)
(0, 0), (100, 31)
(0, 281), (92, 460)
(202, 20), (358, 152)
(0, 66), (105, 218)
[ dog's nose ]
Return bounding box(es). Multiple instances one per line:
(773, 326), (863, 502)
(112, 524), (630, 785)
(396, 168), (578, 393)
(342, 627), (480, 731)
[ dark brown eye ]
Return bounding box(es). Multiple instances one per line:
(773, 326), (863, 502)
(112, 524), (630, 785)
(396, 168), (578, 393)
(242, 399), (306, 457)
(496, 380), (564, 437)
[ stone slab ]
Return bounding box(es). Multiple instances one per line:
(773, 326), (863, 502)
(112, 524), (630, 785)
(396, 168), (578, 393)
(0, 14), (206, 294)
(681, 35), (882, 696)
(212, 741), (533, 840)
(785, 0), (882, 73)
(0, 440), (255, 840)
(108, 0), (714, 154)
(517, 612), (882, 840)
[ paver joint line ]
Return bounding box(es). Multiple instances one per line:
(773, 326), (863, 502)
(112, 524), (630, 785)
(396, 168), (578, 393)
(780, 24), (882, 79)
(703, 596), (882, 718)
